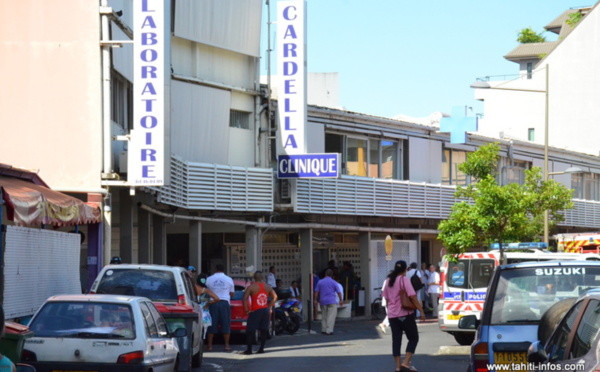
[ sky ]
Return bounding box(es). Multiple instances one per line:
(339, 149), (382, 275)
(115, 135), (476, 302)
(261, 1), (586, 120)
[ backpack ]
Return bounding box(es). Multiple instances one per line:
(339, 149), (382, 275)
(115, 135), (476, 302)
(410, 271), (424, 291)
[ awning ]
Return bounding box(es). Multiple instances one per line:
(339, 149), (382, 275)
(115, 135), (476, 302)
(0, 176), (101, 227)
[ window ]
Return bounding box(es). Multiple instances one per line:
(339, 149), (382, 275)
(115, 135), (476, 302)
(572, 173), (600, 201)
(140, 301), (159, 338)
(570, 300), (600, 359)
(442, 149), (468, 186)
(546, 301), (585, 362)
(111, 72), (133, 130)
(503, 160), (530, 186)
(325, 133), (403, 179)
(528, 128), (535, 141)
(527, 63), (533, 79)
(230, 110), (251, 129)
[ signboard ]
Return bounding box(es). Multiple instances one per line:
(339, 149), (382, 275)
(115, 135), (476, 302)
(277, 0), (307, 155)
(129, 0), (165, 186)
(277, 153), (339, 179)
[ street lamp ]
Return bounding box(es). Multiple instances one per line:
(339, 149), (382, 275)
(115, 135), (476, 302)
(471, 65), (553, 243)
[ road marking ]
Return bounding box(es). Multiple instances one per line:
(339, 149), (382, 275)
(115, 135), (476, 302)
(201, 362), (224, 372)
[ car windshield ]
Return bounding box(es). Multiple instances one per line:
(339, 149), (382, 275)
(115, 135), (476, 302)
(29, 301), (135, 339)
(490, 265), (600, 325)
(232, 285), (246, 301)
(96, 269), (178, 303)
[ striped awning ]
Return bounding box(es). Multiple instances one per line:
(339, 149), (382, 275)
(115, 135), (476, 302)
(0, 176), (101, 227)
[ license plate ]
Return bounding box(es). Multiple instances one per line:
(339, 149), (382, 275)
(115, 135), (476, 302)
(494, 352), (527, 367)
(446, 314), (462, 320)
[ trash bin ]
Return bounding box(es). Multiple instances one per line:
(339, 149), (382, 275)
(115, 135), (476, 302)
(155, 303), (199, 372)
(0, 321), (33, 363)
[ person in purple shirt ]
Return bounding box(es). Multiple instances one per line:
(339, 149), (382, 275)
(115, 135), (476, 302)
(314, 269), (343, 335)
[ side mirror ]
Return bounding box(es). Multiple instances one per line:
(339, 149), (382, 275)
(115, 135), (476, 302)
(172, 327), (187, 338)
(458, 315), (478, 330)
(527, 340), (548, 363)
(16, 364), (37, 372)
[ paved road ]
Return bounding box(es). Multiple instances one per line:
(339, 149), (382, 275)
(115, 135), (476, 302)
(196, 317), (471, 372)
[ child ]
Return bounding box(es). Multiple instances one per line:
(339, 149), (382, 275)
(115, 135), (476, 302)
(0, 305), (16, 372)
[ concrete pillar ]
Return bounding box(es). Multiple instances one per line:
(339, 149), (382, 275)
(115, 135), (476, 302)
(153, 214), (167, 265)
(189, 221), (201, 272)
(86, 193), (103, 291)
(245, 226), (259, 273)
(359, 232), (371, 317)
(119, 189), (134, 263)
(299, 229), (313, 322)
(138, 207), (151, 263)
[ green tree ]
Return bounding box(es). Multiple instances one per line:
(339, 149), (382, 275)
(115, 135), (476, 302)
(566, 12), (582, 28)
(437, 143), (574, 256)
(517, 28), (546, 43)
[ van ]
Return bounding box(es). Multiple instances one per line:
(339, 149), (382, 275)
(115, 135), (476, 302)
(438, 242), (599, 345)
(459, 260), (600, 372)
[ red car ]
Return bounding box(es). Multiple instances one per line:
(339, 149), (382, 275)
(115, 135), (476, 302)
(229, 278), (273, 337)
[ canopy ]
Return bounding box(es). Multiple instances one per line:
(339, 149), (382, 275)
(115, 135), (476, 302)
(0, 176), (101, 226)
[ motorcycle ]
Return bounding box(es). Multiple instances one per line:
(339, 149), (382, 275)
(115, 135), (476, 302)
(273, 298), (302, 335)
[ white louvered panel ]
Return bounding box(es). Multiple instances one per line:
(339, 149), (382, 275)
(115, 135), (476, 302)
(155, 157), (273, 212)
(3, 226), (81, 318)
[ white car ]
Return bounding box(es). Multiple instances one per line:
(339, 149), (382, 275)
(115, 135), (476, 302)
(22, 294), (186, 372)
(89, 264), (203, 370)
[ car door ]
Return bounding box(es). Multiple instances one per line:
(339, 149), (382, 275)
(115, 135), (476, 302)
(147, 301), (179, 371)
(181, 271), (202, 350)
(546, 299), (600, 372)
(140, 301), (169, 371)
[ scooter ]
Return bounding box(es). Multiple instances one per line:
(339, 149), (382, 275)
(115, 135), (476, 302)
(273, 298), (301, 335)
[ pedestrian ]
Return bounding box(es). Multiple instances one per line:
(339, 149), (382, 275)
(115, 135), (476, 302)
(339, 261), (356, 299)
(406, 262), (423, 317)
(378, 276), (390, 333)
(267, 266), (277, 287)
(420, 262), (431, 310)
(314, 268), (343, 335)
(242, 271), (277, 355)
(195, 273), (220, 338)
(427, 264), (441, 318)
(382, 260), (426, 372)
(205, 264), (235, 351)
(0, 305), (16, 372)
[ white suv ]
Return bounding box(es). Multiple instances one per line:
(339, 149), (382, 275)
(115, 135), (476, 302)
(90, 264), (202, 371)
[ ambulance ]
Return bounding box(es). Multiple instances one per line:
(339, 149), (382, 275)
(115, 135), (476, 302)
(555, 232), (600, 254)
(438, 242), (600, 345)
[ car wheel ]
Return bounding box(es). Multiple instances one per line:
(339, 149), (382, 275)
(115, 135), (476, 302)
(453, 332), (474, 346)
(538, 297), (576, 345)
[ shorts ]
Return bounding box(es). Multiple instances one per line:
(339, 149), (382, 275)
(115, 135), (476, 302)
(208, 300), (231, 334)
(246, 307), (270, 333)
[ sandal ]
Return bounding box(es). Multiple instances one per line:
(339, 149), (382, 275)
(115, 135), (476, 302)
(400, 365), (418, 372)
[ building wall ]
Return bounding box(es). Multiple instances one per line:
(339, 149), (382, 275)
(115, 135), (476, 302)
(474, 3), (600, 157)
(0, 0), (103, 190)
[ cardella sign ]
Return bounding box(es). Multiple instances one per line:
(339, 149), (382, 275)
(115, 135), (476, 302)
(277, 0), (306, 155)
(129, 0), (165, 186)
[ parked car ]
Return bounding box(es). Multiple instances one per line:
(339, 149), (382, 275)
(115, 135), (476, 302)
(89, 264), (203, 370)
(21, 294), (186, 372)
(527, 288), (600, 372)
(230, 278), (274, 337)
(459, 260), (600, 372)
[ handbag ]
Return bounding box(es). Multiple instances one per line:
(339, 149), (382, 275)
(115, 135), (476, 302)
(400, 277), (416, 311)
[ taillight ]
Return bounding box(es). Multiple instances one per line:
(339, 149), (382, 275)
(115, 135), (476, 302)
(21, 349), (37, 362)
(117, 350), (144, 364)
(178, 294), (186, 305)
(472, 342), (489, 372)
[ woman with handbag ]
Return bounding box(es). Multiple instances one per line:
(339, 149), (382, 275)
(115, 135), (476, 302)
(382, 260), (426, 372)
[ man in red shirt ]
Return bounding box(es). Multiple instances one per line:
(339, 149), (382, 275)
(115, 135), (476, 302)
(243, 271), (278, 354)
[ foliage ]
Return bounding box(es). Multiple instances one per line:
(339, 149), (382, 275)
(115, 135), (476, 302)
(437, 143), (574, 255)
(517, 28), (546, 43)
(566, 12), (582, 28)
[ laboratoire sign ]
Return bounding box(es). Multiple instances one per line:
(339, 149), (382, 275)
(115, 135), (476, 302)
(129, 0), (165, 186)
(276, 0), (339, 179)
